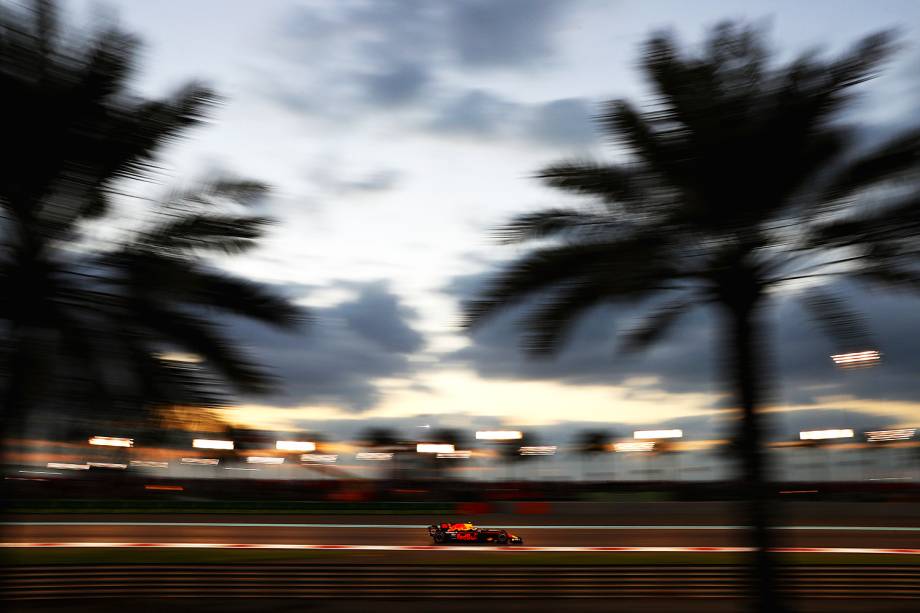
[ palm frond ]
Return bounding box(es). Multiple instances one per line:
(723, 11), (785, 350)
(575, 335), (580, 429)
(103, 83), (219, 183)
(806, 193), (920, 250)
(209, 179), (269, 206)
(620, 297), (697, 353)
(78, 26), (140, 104)
(463, 236), (673, 330)
(131, 303), (272, 395)
(537, 161), (641, 205)
(176, 268), (304, 329)
(600, 101), (683, 176)
(828, 30), (897, 90)
(141, 214), (272, 256)
(801, 288), (874, 353)
(854, 262), (920, 293)
(821, 128), (920, 202)
(170, 178), (270, 208)
(520, 282), (616, 355)
(112, 250), (304, 329)
(495, 208), (600, 244)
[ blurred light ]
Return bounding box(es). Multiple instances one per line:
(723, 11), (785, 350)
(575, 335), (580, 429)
(47, 462), (89, 470)
(614, 441), (656, 452)
(301, 454), (338, 464)
(437, 450), (473, 459)
(88, 436), (133, 447)
(417, 443), (454, 453)
(866, 428), (916, 442)
(246, 456), (284, 464)
(19, 470), (62, 475)
(192, 439), (234, 450)
(634, 429), (683, 439)
(356, 452), (393, 461)
(831, 350), (880, 367)
(157, 352), (203, 363)
(145, 485), (183, 491)
(130, 460), (168, 469)
(181, 457), (219, 465)
(475, 430), (523, 440)
(88, 462), (127, 469)
(800, 429), (854, 440)
(225, 467), (258, 471)
(519, 445), (557, 456)
(276, 440), (315, 452)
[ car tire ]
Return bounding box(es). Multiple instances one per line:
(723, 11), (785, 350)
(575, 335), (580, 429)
(497, 534), (508, 545)
(434, 532), (447, 544)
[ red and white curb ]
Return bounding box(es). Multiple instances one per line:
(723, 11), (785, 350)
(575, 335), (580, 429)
(4, 543), (920, 555)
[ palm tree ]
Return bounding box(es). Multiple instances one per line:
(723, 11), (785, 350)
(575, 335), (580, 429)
(0, 1), (301, 430)
(464, 23), (920, 610)
(361, 427), (401, 450)
(573, 430), (611, 480)
(360, 427), (405, 479)
(493, 432), (541, 481)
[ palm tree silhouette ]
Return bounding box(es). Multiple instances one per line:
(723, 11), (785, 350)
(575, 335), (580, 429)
(464, 23), (920, 610)
(573, 430), (611, 480)
(0, 2), (302, 430)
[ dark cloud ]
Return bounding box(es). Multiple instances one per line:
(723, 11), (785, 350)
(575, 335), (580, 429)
(232, 281), (424, 411)
(270, 0), (586, 140)
(427, 90), (518, 136)
(528, 98), (597, 146)
(359, 62), (431, 106)
(338, 169), (401, 193)
(283, 0), (569, 71)
(444, 270), (920, 410)
(447, 0), (566, 68)
(334, 281), (425, 353)
(310, 168), (402, 196)
(427, 91), (597, 147)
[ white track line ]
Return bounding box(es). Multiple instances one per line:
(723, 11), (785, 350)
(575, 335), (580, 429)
(3, 542), (920, 555)
(4, 522), (920, 531)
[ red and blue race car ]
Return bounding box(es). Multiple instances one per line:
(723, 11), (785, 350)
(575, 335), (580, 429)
(427, 522), (524, 545)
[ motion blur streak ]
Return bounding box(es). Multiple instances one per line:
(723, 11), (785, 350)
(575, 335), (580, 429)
(301, 454), (338, 463)
(475, 431), (523, 440)
(276, 441), (315, 452)
(416, 443), (455, 453)
(245, 456), (284, 464)
(129, 460), (168, 468)
(4, 542), (920, 554)
(355, 452), (392, 461)
(866, 429), (916, 442)
(45, 463), (88, 470)
(192, 439), (234, 450)
(7, 565), (920, 602)
(7, 522), (920, 531)
(831, 350), (882, 367)
(179, 458), (219, 465)
(87, 436), (133, 447)
(800, 429), (855, 440)
(614, 441), (656, 452)
(634, 430), (683, 439)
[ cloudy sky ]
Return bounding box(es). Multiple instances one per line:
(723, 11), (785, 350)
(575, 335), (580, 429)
(64, 0), (920, 442)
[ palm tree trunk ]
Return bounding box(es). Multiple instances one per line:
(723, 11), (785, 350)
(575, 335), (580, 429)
(724, 302), (786, 612)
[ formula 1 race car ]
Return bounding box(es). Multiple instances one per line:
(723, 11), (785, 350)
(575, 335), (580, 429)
(427, 522), (524, 545)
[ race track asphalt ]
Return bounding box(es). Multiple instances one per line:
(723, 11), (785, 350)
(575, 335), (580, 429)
(4, 503), (920, 549)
